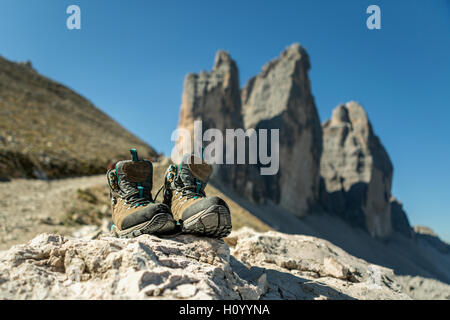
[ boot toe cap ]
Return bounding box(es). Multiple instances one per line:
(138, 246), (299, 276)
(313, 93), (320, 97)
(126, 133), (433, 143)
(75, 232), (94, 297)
(121, 203), (171, 230)
(181, 196), (229, 221)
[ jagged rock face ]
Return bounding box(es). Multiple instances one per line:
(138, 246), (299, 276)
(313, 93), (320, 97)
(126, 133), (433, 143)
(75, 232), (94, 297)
(320, 102), (393, 238)
(175, 51), (242, 160)
(175, 51), (243, 185)
(240, 43), (322, 215)
(175, 44), (322, 216)
(0, 229), (413, 300)
(390, 198), (413, 238)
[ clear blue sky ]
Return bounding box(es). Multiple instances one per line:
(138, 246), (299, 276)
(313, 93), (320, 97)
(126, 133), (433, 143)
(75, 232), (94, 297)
(1, 1), (449, 240)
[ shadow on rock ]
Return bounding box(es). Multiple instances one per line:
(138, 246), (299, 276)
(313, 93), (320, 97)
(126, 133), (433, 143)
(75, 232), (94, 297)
(230, 256), (355, 300)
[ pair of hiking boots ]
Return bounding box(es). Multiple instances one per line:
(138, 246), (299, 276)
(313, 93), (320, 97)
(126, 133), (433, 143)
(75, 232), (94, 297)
(106, 149), (232, 239)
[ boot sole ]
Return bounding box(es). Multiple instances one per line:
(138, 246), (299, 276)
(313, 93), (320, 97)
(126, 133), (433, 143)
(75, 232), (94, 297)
(111, 212), (177, 239)
(181, 205), (232, 238)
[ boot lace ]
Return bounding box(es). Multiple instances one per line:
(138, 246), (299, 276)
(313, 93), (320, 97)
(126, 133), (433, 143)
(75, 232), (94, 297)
(177, 185), (205, 200)
(175, 176), (206, 200)
(123, 187), (153, 208)
(155, 180), (204, 204)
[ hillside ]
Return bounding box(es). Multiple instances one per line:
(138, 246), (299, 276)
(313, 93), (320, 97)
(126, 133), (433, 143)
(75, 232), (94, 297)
(0, 56), (156, 180)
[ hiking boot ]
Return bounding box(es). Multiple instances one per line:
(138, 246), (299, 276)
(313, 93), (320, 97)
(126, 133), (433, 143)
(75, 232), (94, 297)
(107, 149), (176, 238)
(162, 154), (232, 238)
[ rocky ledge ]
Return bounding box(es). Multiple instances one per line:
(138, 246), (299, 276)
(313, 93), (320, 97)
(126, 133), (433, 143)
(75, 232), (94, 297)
(0, 227), (432, 300)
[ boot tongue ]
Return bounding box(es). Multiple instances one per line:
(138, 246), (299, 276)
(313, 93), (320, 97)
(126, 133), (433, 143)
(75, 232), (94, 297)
(115, 160), (153, 197)
(177, 154), (212, 193)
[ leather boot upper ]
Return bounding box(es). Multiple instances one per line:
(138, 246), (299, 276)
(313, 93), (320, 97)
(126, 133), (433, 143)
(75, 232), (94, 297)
(107, 151), (170, 230)
(163, 154), (227, 221)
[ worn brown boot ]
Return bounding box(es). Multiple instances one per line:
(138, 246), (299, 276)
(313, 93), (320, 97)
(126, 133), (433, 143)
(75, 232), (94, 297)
(107, 149), (176, 238)
(162, 154), (232, 238)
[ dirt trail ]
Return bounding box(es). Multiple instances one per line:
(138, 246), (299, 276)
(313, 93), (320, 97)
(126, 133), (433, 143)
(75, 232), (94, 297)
(0, 175), (105, 250)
